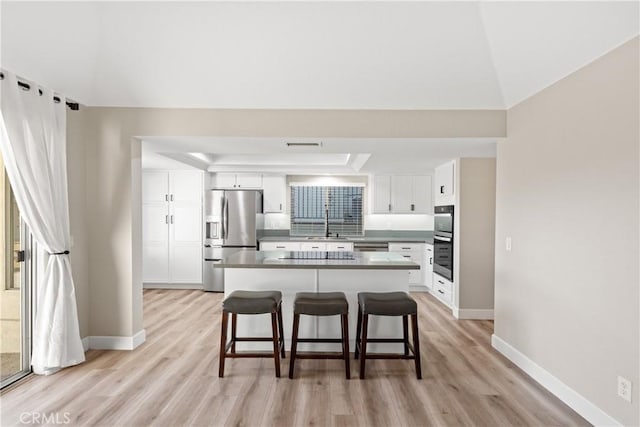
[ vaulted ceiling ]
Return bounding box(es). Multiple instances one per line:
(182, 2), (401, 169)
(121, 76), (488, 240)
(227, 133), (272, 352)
(2, 1), (638, 110)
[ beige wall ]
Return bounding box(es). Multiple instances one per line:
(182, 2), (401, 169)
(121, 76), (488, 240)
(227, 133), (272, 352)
(494, 37), (639, 425)
(67, 110), (90, 338)
(456, 158), (496, 311)
(74, 108), (506, 337)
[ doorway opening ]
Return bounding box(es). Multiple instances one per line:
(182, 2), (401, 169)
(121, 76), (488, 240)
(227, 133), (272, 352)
(0, 151), (32, 389)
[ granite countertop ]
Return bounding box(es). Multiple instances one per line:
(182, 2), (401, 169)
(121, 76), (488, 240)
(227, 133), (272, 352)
(219, 250), (421, 270)
(258, 231), (433, 244)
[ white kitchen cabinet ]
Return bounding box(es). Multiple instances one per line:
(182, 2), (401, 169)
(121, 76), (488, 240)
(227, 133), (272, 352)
(412, 176), (433, 214)
(260, 241), (353, 252)
(300, 242), (327, 251)
(142, 204), (170, 282)
(434, 161), (455, 205)
(424, 244), (433, 290)
(326, 242), (354, 252)
(262, 175), (287, 213)
(260, 241), (301, 251)
(391, 176), (413, 213)
(215, 173), (237, 189)
(373, 175), (392, 213)
(142, 170), (203, 284)
(389, 243), (425, 288)
(142, 172), (170, 203)
(214, 173), (263, 189)
(236, 173), (263, 188)
(170, 170), (203, 202)
(432, 274), (453, 306)
(373, 175), (432, 214)
(169, 204), (202, 282)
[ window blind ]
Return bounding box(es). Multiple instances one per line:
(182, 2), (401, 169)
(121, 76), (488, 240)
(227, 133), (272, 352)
(290, 186), (364, 236)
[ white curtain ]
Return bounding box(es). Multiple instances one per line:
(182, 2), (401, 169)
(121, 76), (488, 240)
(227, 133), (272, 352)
(0, 72), (84, 375)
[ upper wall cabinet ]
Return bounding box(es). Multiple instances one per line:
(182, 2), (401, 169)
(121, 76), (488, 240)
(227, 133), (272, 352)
(373, 175), (392, 213)
(373, 175), (433, 214)
(434, 161), (455, 206)
(262, 175), (287, 213)
(411, 175), (433, 213)
(214, 173), (263, 189)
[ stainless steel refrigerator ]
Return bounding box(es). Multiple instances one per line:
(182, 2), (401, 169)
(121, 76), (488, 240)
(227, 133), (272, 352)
(203, 190), (262, 291)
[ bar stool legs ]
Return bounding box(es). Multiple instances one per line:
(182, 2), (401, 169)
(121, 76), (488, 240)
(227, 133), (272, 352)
(354, 304), (362, 360)
(411, 313), (422, 379)
(288, 292), (350, 380)
(356, 312), (421, 379)
(358, 313), (369, 379)
(354, 292), (422, 380)
(402, 315), (409, 356)
(218, 290), (285, 378)
(231, 313), (237, 354)
(340, 313), (350, 379)
(218, 311), (228, 378)
(277, 305), (286, 359)
(270, 311), (281, 378)
(288, 314), (300, 379)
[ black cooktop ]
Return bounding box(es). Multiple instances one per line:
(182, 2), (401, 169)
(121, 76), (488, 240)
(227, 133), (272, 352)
(279, 251), (355, 260)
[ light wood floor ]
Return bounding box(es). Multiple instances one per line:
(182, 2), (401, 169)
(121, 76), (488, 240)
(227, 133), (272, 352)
(1, 289), (588, 426)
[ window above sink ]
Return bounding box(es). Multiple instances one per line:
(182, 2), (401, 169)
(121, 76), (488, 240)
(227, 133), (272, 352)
(290, 185), (364, 237)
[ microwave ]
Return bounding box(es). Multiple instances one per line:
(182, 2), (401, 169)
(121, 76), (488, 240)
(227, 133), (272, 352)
(434, 205), (454, 236)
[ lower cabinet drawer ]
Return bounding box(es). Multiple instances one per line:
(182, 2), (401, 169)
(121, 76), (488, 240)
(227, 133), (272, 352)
(433, 275), (453, 293)
(260, 242), (301, 251)
(326, 242), (354, 252)
(300, 242), (327, 251)
(433, 282), (452, 304)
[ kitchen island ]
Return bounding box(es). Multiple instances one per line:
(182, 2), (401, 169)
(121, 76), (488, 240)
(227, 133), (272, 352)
(220, 250), (419, 352)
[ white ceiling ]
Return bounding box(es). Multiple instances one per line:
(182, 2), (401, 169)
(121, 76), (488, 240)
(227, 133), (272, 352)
(141, 137), (498, 173)
(3, 1), (636, 173)
(2, 1), (637, 109)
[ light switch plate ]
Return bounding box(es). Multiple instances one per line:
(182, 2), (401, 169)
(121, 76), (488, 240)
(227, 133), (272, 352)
(505, 237), (512, 252)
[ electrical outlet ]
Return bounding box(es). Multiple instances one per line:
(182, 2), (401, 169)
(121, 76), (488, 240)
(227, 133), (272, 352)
(618, 376), (632, 403)
(505, 237), (512, 252)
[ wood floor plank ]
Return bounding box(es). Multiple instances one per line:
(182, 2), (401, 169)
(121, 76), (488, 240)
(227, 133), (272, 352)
(0, 290), (590, 427)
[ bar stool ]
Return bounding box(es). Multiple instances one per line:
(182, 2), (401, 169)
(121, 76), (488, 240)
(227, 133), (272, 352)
(219, 290), (285, 378)
(289, 292), (350, 379)
(354, 291), (422, 379)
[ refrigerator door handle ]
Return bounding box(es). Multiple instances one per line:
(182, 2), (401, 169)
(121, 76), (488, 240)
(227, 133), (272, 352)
(220, 196), (226, 239)
(224, 197), (229, 240)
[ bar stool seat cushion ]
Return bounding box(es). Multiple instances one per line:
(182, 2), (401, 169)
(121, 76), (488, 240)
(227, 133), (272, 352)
(223, 290), (282, 314)
(294, 292), (348, 316)
(358, 292), (417, 316)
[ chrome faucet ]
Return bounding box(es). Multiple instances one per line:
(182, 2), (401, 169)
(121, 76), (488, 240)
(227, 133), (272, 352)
(325, 207), (330, 238)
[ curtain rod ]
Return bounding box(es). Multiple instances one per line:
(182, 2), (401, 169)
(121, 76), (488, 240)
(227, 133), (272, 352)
(0, 72), (80, 111)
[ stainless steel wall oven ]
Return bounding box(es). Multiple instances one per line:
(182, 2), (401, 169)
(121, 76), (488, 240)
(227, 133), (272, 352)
(433, 205), (454, 281)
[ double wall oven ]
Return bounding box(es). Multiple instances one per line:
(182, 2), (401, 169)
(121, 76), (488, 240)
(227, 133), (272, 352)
(433, 205), (454, 281)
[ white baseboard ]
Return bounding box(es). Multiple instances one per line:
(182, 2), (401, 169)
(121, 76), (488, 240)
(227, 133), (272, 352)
(491, 334), (621, 427)
(143, 283), (203, 290)
(131, 329), (146, 349)
(82, 329), (147, 351)
(453, 308), (494, 320)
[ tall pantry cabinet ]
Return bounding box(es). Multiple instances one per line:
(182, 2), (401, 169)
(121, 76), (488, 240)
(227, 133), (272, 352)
(142, 170), (203, 285)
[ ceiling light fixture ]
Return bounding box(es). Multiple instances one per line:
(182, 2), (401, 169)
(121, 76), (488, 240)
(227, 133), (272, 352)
(285, 142), (323, 148)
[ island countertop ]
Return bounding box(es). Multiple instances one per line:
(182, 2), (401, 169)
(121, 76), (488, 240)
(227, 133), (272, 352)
(219, 250), (420, 270)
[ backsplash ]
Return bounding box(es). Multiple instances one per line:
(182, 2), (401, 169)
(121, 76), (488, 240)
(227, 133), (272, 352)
(364, 214), (434, 231)
(262, 213), (434, 231)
